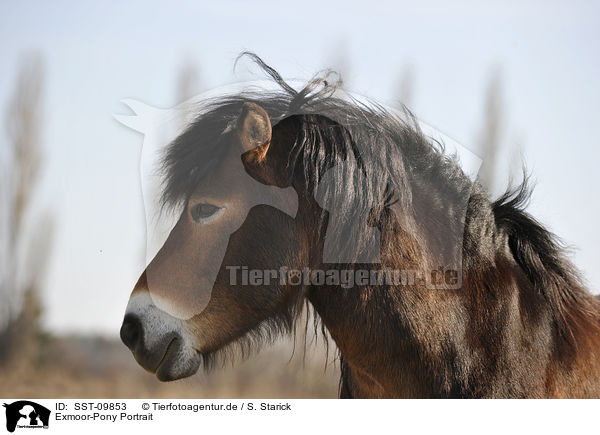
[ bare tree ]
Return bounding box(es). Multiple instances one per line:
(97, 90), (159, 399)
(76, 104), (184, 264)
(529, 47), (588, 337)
(0, 54), (52, 369)
(398, 64), (416, 108)
(477, 70), (504, 194)
(325, 40), (351, 91)
(176, 60), (201, 129)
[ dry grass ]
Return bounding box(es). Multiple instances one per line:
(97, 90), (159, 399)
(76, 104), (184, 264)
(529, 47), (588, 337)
(0, 333), (339, 399)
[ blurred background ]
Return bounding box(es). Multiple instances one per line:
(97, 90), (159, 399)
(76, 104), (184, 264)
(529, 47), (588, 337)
(0, 0), (599, 398)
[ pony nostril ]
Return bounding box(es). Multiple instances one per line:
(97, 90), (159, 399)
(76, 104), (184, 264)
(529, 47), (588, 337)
(120, 314), (142, 350)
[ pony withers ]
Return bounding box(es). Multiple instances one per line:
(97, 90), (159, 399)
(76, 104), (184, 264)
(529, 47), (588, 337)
(120, 54), (600, 398)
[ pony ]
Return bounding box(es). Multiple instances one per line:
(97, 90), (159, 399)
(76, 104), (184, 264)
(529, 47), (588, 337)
(120, 54), (600, 397)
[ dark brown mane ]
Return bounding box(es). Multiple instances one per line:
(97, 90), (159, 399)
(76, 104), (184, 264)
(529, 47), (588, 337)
(492, 178), (600, 352)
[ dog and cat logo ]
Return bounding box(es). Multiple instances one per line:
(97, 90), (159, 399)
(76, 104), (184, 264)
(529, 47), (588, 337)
(2, 401), (50, 432)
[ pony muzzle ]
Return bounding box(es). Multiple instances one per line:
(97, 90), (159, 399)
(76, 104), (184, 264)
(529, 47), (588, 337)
(120, 293), (201, 381)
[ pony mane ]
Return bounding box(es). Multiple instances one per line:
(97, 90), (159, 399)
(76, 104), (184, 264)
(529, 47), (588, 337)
(492, 178), (600, 349)
(160, 53), (473, 263)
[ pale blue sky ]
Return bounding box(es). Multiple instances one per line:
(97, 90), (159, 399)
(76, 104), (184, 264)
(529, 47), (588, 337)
(1, 0), (599, 335)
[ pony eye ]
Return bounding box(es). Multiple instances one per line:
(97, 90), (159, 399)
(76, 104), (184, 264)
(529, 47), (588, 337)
(190, 203), (222, 223)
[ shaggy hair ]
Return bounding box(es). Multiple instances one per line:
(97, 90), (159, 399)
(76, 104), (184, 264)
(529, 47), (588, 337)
(162, 53), (472, 266)
(159, 53), (600, 393)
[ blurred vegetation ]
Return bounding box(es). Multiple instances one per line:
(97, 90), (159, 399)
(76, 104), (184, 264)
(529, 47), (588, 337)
(0, 323), (339, 398)
(477, 69), (505, 195)
(0, 54), (48, 373)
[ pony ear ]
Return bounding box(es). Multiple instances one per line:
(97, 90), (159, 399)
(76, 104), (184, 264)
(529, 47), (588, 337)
(241, 114), (300, 188)
(237, 102), (272, 151)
